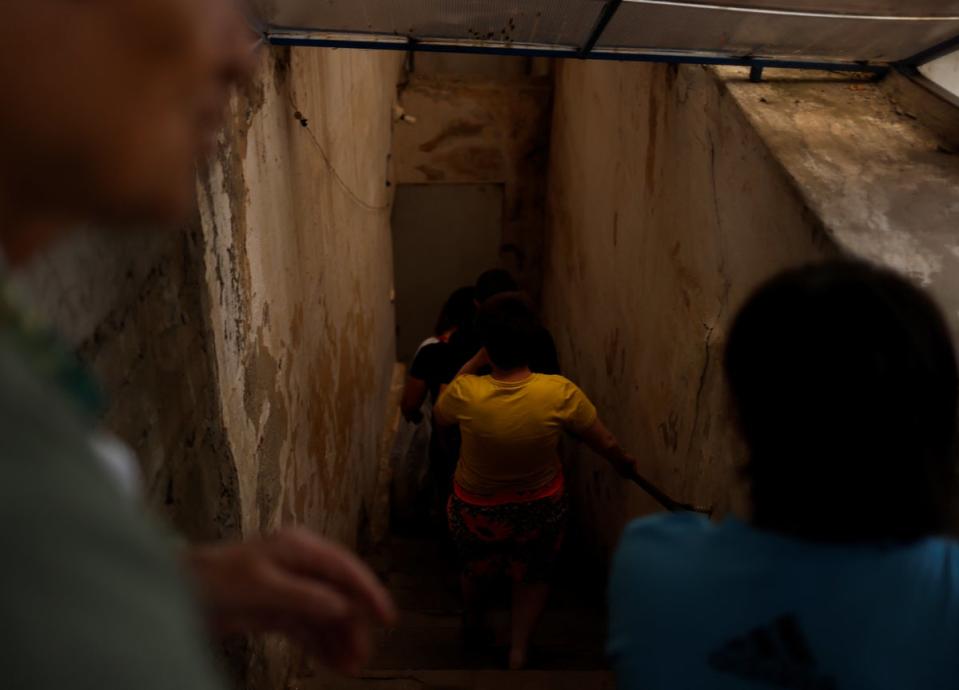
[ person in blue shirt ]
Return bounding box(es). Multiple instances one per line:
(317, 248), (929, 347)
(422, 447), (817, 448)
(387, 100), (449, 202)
(610, 261), (959, 690)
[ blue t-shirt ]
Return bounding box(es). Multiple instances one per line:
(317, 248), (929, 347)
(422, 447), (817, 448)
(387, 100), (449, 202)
(609, 513), (959, 690)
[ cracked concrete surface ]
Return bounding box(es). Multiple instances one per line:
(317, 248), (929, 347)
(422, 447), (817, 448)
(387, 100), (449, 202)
(720, 68), (959, 334)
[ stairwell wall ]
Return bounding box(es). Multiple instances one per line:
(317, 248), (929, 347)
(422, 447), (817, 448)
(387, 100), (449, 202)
(197, 45), (404, 687)
(545, 60), (959, 564)
(543, 62), (837, 561)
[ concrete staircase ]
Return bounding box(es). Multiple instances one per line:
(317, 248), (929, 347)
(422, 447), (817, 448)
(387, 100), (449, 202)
(292, 530), (613, 690)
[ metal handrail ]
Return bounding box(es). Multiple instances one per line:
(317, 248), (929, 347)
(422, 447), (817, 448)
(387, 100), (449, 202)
(627, 469), (713, 516)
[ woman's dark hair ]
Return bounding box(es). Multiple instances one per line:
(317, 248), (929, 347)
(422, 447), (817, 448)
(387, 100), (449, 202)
(725, 260), (959, 543)
(434, 286), (477, 338)
(477, 292), (538, 371)
(475, 269), (519, 305)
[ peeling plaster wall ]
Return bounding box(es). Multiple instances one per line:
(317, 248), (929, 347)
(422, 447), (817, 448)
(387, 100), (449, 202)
(393, 67), (553, 297)
(197, 44), (402, 688)
(197, 44), (403, 544)
(543, 61), (838, 560)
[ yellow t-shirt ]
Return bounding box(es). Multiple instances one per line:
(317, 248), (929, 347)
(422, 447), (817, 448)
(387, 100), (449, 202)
(435, 373), (598, 496)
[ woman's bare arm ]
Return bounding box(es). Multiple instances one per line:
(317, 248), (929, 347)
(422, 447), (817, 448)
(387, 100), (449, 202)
(577, 418), (641, 478)
(400, 377), (428, 423)
(456, 348), (490, 378)
(433, 348), (492, 428)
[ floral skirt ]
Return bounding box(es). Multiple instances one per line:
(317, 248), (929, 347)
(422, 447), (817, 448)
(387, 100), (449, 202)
(447, 475), (568, 584)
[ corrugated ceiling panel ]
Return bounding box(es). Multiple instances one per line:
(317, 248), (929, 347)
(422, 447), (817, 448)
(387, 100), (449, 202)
(644, 1), (959, 16)
(596, 1), (959, 62)
(258, 0), (605, 49)
(255, 0), (959, 65)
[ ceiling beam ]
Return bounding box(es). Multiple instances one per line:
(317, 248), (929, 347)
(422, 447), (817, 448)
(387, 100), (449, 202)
(579, 0), (624, 58)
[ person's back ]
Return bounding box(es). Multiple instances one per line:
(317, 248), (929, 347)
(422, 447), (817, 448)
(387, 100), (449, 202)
(611, 514), (959, 689)
(440, 372), (596, 495)
(436, 292), (638, 670)
(610, 261), (959, 690)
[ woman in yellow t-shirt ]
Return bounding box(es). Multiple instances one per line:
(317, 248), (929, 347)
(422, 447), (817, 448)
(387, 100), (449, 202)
(435, 292), (641, 670)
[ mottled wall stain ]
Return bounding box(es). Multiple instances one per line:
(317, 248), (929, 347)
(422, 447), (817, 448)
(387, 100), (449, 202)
(394, 74), (553, 298)
(419, 120), (488, 152)
(197, 44), (404, 689)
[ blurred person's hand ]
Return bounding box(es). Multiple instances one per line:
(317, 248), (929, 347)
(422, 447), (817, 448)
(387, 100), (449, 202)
(186, 528), (396, 675)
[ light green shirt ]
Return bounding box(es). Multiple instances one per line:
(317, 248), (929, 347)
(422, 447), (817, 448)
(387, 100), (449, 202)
(0, 328), (225, 688)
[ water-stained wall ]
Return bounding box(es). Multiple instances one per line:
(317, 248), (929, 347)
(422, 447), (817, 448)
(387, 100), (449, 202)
(199, 49), (401, 688)
(545, 61), (959, 563)
(196, 45), (403, 687)
(544, 61), (838, 560)
(198, 43), (403, 547)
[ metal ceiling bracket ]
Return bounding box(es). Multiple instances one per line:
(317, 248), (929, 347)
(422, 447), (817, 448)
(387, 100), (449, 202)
(266, 32), (889, 75)
(580, 0), (624, 58)
(901, 32), (959, 67)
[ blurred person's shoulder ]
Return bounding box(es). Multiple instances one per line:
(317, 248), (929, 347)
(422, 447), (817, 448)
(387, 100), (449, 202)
(0, 340), (179, 598)
(0, 344), (103, 485)
(0, 345), (226, 689)
(614, 512), (959, 591)
(909, 534), (959, 587)
(618, 512), (715, 555)
(611, 513), (719, 583)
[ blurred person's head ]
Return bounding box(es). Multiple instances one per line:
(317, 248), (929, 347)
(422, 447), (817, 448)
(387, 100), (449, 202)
(478, 292), (538, 372)
(435, 287), (477, 338)
(475, 269), (519, 305)
(0, 0), (256, 264)
(725, 261), (959, 543)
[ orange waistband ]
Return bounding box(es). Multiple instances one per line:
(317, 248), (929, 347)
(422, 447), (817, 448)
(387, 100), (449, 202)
(453, 471), (565, 506)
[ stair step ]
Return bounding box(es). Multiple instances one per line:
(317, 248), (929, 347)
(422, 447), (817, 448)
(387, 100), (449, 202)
(293, 670), (614, 690)
(341, 530), (609, 685)
(370, 610), (606, 671)
(383, 608), (607, 645)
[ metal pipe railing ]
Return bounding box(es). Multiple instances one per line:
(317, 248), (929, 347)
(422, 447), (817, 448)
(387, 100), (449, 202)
(627, 469), (714, 516)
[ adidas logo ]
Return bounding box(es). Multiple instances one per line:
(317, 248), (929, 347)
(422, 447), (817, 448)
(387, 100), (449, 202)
(709, 614), (838, 690)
